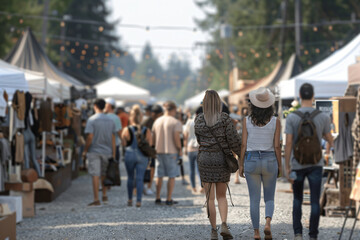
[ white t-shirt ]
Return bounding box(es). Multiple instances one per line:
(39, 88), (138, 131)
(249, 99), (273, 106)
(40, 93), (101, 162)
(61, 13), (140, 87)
(184, 118), (199, 152)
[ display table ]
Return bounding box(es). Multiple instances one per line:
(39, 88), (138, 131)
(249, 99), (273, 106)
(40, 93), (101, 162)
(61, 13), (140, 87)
(35, 164), (72, 203)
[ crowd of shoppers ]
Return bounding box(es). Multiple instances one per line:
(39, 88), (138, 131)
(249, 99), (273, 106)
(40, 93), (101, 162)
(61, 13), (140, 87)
(82, 82), (331, 240)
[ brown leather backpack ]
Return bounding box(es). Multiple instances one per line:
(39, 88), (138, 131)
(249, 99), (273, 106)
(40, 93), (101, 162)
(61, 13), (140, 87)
(293, 110), (322, 165)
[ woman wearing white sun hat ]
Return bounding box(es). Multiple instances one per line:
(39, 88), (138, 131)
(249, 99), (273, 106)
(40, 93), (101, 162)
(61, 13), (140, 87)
(238, 87), (282, 240)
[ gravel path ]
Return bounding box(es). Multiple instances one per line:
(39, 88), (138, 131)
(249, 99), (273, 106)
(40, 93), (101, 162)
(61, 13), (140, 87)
(17, 158), (358, 240)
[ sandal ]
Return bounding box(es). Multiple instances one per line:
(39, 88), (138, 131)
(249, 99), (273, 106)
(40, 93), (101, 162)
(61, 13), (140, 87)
(88, 200), (100, 206)
(264, 226), (272, 240)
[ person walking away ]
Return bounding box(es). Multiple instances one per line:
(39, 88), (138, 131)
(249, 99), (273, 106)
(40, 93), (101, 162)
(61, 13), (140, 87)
(176, 109), (189, 186)
(285, 83), (333, 240)
(238, 87), (281, 240)
(152, 101), (182, 205)
(83, 99), (116, 206)
(121, 105), (152, 207)
(141, 104), (163, 195)
(183, 111), (201, 193)
(194, 90), (242, 240)
(105, 98), (122, 161)
(117, 107), (129, 129)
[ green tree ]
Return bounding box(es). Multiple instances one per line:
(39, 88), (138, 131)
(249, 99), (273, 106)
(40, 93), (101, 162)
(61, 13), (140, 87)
(63, 0), (121, 84)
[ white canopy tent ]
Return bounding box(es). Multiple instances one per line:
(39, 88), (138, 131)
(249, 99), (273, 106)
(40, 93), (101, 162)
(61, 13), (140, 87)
(0, 60), (69, 99)
(23, 71), (70, 100)
(279, 33), (360, 99)
(0, 63), (28, 99)
(184, 89), (230, 109)
(94, 77), (151, 101)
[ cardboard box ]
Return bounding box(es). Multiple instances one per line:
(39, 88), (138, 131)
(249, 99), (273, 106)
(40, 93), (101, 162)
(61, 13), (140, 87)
(0, 212), (16, 240)
(0, 196), (22, 223)
(10, 190), (35, 218)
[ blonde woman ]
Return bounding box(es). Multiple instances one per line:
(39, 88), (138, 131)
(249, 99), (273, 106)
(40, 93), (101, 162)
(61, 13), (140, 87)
(121, 105), (152, 207)
(194, 90), (242, 240)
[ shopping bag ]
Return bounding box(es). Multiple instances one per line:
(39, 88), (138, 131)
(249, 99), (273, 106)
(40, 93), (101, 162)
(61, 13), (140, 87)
(103, 158), (121, 186)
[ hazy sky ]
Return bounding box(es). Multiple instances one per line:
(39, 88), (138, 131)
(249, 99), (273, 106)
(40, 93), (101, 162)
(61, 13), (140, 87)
(108, 0), (210, 69)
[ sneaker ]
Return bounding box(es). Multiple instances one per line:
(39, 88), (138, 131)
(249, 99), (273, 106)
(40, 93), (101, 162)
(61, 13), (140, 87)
(211, 228), (218, 240)
(294, 234), (303, 240)
(165, 199), (179, 205)
(220, 222), (233, 239)
(155, 199), (162, 205)
(88, 200), (101, 206)
(145, 188), (154, 195)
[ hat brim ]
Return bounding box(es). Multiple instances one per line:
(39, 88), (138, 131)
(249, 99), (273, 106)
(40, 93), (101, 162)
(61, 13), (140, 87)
(249, 90), (275, 108)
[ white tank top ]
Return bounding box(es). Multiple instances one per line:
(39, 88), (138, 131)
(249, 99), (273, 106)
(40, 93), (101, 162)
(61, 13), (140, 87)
(246, 116), (276, 151)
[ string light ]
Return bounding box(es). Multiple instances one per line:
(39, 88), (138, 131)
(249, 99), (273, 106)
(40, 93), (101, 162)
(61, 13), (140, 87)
(304, 50), (309, 55)
(98, 26), (104, 32)
(60, 21), (65, 27)
(328, 25), (333, 31)
(238, 31), (243, 37)
(313, 26), (318, 32)
(19, 19), (23, 24)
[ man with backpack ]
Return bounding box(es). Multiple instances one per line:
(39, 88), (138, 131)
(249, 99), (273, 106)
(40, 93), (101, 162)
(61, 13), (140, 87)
(285, 83), (333, 240)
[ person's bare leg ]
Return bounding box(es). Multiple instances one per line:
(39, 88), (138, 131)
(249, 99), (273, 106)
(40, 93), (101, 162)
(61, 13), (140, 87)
(101, 176), (107, 197)
(204, 183), (216, 229)
(147, 167), (155, 189)
(92, 176), (100, 201)
(167, 177), (175, 201)
(234, 170), (240, 184)
(156, 177), (163, 199)
(216, 182), (228, 223)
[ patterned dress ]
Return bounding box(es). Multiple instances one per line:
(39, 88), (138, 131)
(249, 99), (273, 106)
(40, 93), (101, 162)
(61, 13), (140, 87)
(195, 112), (242, 183)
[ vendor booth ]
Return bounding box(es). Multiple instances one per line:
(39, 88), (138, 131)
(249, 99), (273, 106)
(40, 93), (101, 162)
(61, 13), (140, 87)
(279, 33), (360, 99)
(94, 77), (151, 101)
(0, 29), (86, 215)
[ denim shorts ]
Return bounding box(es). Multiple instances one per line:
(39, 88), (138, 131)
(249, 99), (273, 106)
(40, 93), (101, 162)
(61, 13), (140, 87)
(156, 153), (179, 178)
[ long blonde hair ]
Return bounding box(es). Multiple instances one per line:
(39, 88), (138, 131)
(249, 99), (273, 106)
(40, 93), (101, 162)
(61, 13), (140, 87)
(203, 90), (222, 127)
(129, 104), (143, 127)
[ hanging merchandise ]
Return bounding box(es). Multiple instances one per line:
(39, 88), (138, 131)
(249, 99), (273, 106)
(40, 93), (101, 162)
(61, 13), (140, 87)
(71, 107), (81, 139)
(334, 112), (355, 163)
(12, 90), (25, 120)
(0, 89), (7, 118)
(39, 99), (53, 133)
(0, 134), (11, 192)
(12, 90), (25, 132)
(54, 104), (71, 130)
(352, 89), (360, 177)
(14, 131), (24, 164)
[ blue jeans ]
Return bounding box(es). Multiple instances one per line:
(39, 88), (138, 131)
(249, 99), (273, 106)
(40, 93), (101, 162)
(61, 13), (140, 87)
(292, 166), (323, 238)
(188, 151), (200, 188)
(244, 151), (278, 229)
(124, 150), (148, 203)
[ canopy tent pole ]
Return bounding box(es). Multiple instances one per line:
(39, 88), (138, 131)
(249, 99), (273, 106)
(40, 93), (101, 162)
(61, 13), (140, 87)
(41, 77), (48, 177)
(8, 104), (14, 178)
